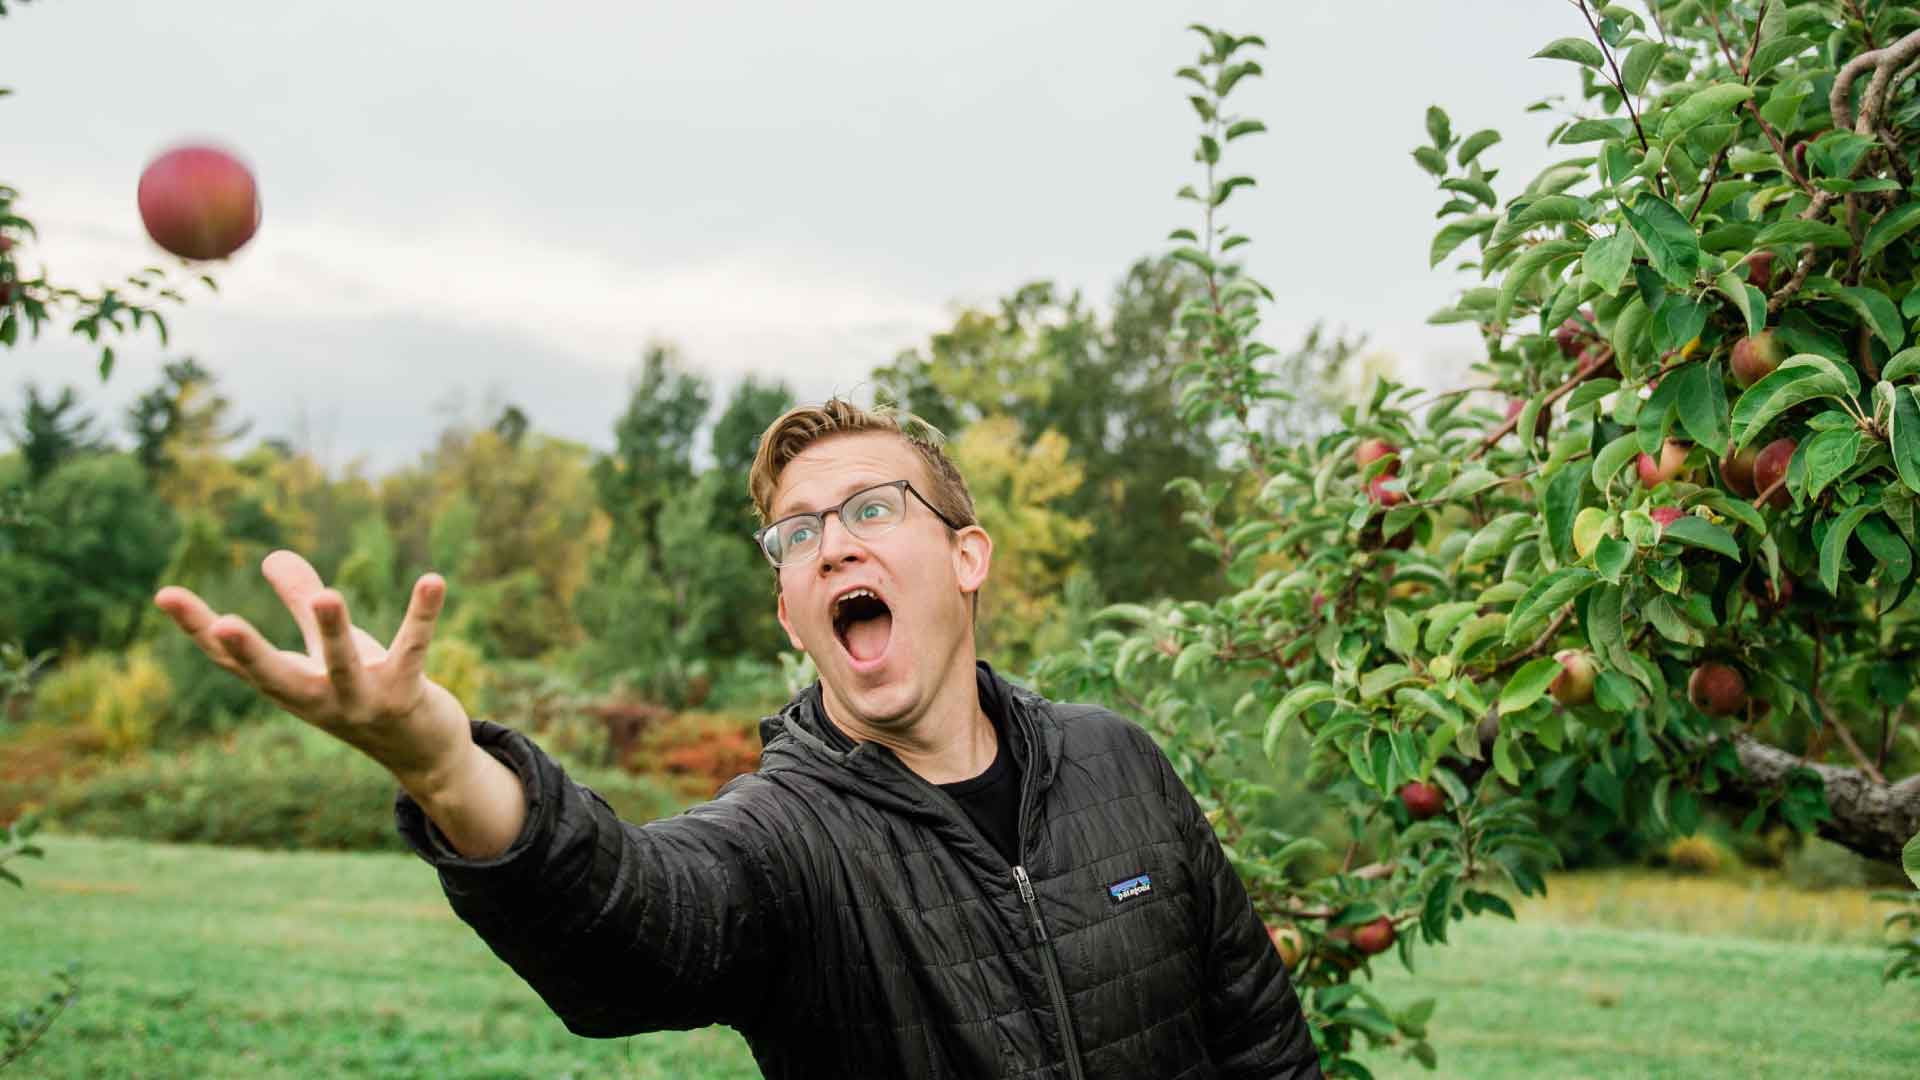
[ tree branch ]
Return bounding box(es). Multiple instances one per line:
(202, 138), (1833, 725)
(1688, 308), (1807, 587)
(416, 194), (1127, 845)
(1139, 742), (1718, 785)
(1470, 346), (1614, 460)
(1716, 732), (1920, 864)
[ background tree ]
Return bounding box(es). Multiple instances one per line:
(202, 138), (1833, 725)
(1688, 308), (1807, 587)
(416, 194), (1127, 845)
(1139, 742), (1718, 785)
(1038, 9), (1920, 1075)
(3, 384), (105, 485)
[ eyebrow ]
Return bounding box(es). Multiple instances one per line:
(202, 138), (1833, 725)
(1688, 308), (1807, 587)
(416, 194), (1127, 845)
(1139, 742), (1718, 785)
(771, 478), (881, 523)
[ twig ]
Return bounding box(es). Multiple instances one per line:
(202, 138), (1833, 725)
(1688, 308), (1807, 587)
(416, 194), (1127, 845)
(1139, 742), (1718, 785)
(1812, 619), (1887, 784)
(1842, 0), (1878, 51)
(1766, 246), (1820, 313)
(1489, 606), (1575, 677)
(1575, 0), (1660, 193)
(1470, 346), (1614, 460)
(1704, 2), (1743, 74)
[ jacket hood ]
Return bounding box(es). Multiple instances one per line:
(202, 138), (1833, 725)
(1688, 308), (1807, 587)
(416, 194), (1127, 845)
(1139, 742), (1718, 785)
(755, 660), (1063, 822)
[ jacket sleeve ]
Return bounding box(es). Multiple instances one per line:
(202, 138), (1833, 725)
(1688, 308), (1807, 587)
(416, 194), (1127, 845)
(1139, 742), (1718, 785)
(393, 719), (801, 1037)
(1146, 734), (1324, 1079)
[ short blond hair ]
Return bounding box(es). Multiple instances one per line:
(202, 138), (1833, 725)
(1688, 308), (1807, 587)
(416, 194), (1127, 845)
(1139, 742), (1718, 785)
(749, 398), (977, 531)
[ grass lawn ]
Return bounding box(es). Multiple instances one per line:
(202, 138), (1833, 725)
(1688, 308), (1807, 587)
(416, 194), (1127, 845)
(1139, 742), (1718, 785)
(4, 836), (1916, 1078)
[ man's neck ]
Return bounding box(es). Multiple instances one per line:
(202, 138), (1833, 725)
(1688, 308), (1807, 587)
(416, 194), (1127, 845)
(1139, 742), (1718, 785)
(821, 662), (997, 785)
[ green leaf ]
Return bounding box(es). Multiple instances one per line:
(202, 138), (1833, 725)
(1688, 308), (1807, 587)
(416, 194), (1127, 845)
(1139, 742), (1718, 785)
(1510, 195), (1586, 228)
(1659, 83), (1754, 140)
(1672, 361), (1730, 456)
(1820, 504), (1875, 593)
(1431, 213), (1498, 268)
(1592, 432), (1643, 490)
(1505, 568), (1600, 644)
(1545, 463), (1585, 563)
(1461, 512), (1533, 567)
(1809, 280), (1906, 351)
(1500, 657), (1565, 715)
(1661, 515), (1740, 558)
(1904, 831), (1920, 890)
(1495, 239), (1585, 325)
(1730, 363), (1850, 450)
(1442, 176), (1498, 207)
(1172, 642), (1212, 683)
(1224, 119), (1266, 141)
(1801, 428), (1862, 500)
(1622, 194), (1700, 287)
(1413, 146), (1449, 177)
(1565, 378), (1621, 415)
(1457, 129), (1501, 166)
(1653, 296), (1709, 355)
(1622, 41), (1662, 94)
(1361, 664), (1420, 702)
(1885, 349), (1920, 383)
(1561, 118), (1635, 143)
(1427, 105), (1452, 149)
(1385, 607), (1419, 658)
(1595, 535), (1635, 580)
(1862, 203), (1920, 262)
(1895, 388), (1920, 494)
(1534, 37), (1606, 68)
(1267, 683), (1335, 760)
(1855, 516), (1911, 586)
(1573, 506), (1612, 559)
(1644, 594), (1702, 645)
(1492, 731), (1521, 785)
(1713, 271), (1763, 337)
(1582, 231), (1635, 296)
(1752, 219), (1852, 247)
(1750, 35), (1813, 78)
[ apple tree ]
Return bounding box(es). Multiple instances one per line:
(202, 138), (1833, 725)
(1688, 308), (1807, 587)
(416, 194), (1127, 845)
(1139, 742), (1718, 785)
(1037, 5), (1920, 1074)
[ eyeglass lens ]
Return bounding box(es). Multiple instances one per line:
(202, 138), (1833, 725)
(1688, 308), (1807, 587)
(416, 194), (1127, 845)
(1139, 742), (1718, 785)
(766, 484), (906, 565)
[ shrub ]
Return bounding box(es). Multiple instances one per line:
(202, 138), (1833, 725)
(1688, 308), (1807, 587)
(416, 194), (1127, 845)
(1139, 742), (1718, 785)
(1662, 834), (1730, 876)
(30, 647), (172, 757)
(49, 723), (692, 852)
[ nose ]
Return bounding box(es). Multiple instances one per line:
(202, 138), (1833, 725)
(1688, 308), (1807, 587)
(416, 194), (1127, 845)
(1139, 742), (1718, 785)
(814, 510), (865, 569)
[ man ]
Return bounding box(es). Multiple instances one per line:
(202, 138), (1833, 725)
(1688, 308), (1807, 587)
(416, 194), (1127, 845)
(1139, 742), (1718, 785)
(154, 398), (1322, 1078)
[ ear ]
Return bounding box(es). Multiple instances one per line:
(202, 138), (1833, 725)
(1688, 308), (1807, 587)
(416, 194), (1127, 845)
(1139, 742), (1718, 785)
(776, 588), (806, 652)
(951, 524), (992, 599)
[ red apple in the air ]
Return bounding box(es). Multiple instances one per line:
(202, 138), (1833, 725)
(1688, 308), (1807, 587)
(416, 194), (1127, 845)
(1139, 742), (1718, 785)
(1397, 781), (1446, 820)
(1730, 331), (1784, 388)
(1550, 649), (1597, 706)
(137, 144), (261, 260)
(1636, 439), (1691, 487)
(1753, 437), (1796, 508)
(1688, 662), (1748, 717)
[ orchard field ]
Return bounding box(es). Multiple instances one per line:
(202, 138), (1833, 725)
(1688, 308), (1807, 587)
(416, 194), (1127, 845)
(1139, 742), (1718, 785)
(2, 836), (1913, 1079)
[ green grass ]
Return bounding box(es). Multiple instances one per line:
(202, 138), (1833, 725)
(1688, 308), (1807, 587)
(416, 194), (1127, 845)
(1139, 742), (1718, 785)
(5, 836), (1916, 1079)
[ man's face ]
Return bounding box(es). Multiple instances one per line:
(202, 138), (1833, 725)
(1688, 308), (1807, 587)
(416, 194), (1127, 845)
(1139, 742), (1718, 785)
(772, 431), (991, 732)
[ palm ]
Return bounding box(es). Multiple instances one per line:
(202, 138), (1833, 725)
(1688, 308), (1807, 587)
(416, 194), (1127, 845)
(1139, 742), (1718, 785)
(154, 549), (463, 779)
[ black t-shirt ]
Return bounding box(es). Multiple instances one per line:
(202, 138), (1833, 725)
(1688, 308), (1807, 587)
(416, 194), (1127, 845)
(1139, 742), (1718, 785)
(814, 689), (1023, 865)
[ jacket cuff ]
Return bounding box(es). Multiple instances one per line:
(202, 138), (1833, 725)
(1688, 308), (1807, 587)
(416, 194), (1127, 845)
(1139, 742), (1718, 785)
(392, 719), (553, 880)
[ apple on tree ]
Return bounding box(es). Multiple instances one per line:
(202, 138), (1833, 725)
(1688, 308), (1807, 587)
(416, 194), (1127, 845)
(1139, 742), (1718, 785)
(1688, 662), (1748, 717)
(1549, 649), (1595, 706)
(1636, 438), (1692, 487)
(1396, 780), (1445, 820)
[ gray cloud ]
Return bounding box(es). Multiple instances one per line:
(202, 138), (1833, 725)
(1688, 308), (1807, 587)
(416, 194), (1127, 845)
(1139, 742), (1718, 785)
(3, 1), (1582, 472)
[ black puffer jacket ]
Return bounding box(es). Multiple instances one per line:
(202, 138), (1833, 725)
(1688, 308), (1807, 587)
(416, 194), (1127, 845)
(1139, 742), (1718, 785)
(396, 663), (1322, 1079)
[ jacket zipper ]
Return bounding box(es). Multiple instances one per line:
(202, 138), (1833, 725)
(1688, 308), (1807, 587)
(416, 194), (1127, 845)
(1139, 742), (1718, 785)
(875, 699), (1088, 1079)
(1013, 863), (1088, 1080)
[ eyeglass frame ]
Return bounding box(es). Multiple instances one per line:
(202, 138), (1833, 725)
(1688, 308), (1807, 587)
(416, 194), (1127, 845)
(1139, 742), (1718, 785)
(755, 479), (965, 568)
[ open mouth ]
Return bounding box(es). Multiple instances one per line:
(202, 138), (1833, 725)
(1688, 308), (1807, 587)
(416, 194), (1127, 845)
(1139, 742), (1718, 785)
(832, 588), (894, 666)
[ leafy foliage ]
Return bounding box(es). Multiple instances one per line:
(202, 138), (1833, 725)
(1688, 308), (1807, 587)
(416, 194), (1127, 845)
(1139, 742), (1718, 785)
(1039, 7), (1920, 1073)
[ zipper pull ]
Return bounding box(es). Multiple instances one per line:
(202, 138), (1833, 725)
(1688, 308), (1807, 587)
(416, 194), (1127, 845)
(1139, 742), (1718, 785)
(1013, 864), (1035, 904)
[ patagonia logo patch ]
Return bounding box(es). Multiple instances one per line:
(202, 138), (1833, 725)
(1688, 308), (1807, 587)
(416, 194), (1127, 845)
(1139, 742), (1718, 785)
(1107, 873), (1153, 904)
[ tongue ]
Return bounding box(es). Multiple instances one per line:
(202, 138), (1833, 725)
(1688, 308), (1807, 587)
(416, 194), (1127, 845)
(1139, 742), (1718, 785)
(844, 613), (892, 663)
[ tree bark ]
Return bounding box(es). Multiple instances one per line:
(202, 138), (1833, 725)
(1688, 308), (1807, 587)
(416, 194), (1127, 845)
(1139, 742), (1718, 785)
(1718, 733), (1920, 865)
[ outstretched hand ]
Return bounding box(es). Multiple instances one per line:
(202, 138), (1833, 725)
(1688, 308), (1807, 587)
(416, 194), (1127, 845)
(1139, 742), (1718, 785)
(153, 549), (473, 790)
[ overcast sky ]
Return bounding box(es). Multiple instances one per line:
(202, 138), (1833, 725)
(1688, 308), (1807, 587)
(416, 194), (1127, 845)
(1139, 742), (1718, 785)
(2, 1), (1577, 474)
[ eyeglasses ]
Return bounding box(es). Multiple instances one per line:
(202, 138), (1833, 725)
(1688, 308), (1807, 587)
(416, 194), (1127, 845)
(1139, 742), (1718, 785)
(756, 479), (963, 568)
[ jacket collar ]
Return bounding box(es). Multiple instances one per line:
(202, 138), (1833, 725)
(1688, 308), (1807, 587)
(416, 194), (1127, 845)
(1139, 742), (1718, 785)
(757, 660), (1063, 818)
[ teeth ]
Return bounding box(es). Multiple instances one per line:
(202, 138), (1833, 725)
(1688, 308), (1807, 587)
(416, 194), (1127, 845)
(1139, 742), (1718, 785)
(834, 589), (877, 618)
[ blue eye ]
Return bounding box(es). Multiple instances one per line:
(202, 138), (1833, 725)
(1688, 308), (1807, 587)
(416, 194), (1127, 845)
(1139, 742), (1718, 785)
(857, 501), (892, 521)
(788, 524), (817, 546)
